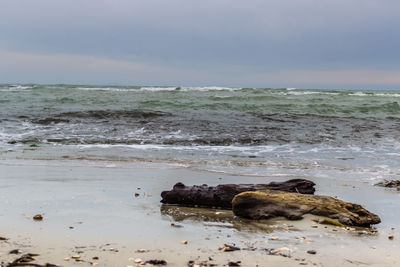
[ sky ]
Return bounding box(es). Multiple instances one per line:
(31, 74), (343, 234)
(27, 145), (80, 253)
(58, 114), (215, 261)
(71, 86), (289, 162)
(0, 0), (400, 89)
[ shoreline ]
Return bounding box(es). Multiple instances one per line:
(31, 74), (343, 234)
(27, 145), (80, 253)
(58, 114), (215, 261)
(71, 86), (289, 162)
(1, 159), (399, 266)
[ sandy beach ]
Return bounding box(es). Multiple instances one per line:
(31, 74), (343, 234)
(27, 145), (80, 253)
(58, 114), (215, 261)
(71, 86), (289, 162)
(1, 158), (399, 267)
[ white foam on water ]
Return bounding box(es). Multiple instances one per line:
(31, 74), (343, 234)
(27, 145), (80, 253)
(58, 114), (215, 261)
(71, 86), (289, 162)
(272, 91), (340, 96)
(347, 91), (400, 97)
(0, 85), (33, 91)
(139, 86), (242, 92)
(75, 87), (137, 92)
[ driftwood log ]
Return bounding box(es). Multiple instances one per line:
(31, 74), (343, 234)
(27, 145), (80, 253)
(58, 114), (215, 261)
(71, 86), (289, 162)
(232, 190), (381, 227)
(160, 179), (315, 209)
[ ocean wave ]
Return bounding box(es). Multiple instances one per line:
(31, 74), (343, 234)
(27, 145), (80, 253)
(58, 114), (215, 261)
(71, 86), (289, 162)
(139, 86), (242, 92)
(0, 85), (33, 91)
(29, 109), (170, 124)
(349, 92), (400, 98)
(272, 90), (340, 96)
(75, 87), (138, 92)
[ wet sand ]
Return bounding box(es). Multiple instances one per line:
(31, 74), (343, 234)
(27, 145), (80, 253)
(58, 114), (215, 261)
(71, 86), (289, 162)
(1, 159), (400, 266)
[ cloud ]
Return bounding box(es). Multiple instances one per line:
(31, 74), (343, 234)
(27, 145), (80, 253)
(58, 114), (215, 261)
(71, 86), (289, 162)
(1, 50), (400, 89)
(1, 0), (400, 87)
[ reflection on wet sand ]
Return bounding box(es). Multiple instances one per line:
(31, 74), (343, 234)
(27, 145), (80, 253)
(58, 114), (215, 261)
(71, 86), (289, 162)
(160, 205), (300, 233)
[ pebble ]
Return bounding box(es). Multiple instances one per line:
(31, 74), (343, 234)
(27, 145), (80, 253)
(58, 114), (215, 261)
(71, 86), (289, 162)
(388, 235), (394, 240)
(134, 258), (142, 263)
(71, 255), (81, 259)
(269, 236), (279, 240)
(220, 244), (240, 252)
(307, 250), (317, 255)
(33, 214), (43, 221)
(136, 248), (148, 253)
(181, 240), (188, 245)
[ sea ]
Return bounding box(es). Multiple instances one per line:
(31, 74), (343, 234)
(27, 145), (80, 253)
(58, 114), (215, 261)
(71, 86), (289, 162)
(1, 84), (400, 183)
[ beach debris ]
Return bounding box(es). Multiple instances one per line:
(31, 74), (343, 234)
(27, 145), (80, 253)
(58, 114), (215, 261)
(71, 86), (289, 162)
(170, 223), (183, 228)
(33, 214), (43, 221)
(388, 235), (394, 240)
(375, 180), (400, 189)
(318, 218), (344, 227)
(9, 249), (22, 254)
(0, 236), (8, 241)
(307, 250), (317, 255)
(220, 244), (240, 252)
(187, 260), (216, 267)
(232, 190), (381, 227)
(228, 261), (241, 266)
(181, 240), (188, 245)
(144, 259), (167, 265)
(264, 247), (292, 258)
(161, 179), (315, 209)
(5, 253), (59, 267)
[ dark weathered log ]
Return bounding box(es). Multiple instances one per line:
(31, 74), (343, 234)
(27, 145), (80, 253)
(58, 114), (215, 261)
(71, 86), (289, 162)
(160, 179), (315, 209)
(232, 190), (381, 227)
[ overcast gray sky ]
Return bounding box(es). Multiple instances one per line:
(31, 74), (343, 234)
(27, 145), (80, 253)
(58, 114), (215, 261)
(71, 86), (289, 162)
(1, 0), (399, 89)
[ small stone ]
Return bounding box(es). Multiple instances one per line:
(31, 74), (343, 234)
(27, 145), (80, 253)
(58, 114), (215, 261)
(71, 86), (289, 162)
(33, 214), (43, 221)
(220, 244), (240, 252)
(181, 240), (188, 245)
(228, 261), (241, 266)
(0, 236), (8, 241)
(92, 256), (99, 260)
(144, 259), (167, 265)
(9, 249), (22, 254)
(135, 193), (140, 197)
(269, 236), (279, 240)
(64, 257), (70, 261)
(307, 250), (317, 255)
(388, 235), (394, 240)
(136, 248), (147, 253)
(71, 255), (81, 259)
(134, 258), (142, 263)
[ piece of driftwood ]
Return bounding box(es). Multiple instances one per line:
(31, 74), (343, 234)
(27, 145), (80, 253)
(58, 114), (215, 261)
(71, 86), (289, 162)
(160, 179), (315, 209)
(232, 190), (381, 227)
